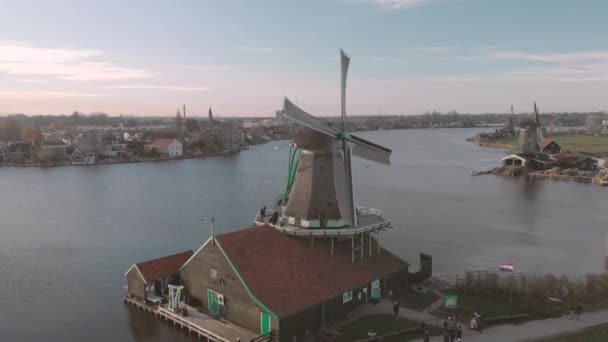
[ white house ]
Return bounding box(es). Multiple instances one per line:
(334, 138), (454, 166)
(150, 138), (183, 157)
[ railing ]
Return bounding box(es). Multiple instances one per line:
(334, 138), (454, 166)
(157, 307), (231, 342)
(250, 330), (279, 342)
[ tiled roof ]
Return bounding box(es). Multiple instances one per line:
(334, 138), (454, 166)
(553, 153), (582, 163)
(151, 138), (177, 146)
(217, 225), (408, 317)
(137, 250), (193, 282)
(541, 139), (558, 150)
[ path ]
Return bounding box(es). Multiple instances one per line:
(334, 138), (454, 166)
(428, 308), (608, 342)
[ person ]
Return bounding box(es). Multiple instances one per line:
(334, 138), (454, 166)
(477, 313), (483, 333)
(393, 301), (399, 319)
(423, 330), (430, 342)
(569, 304), (575, 320)
(470, 317), (477, 333)
(456, 325), (463, 342)
(269, 211), (279, 225)
(444, 319), (448, 329)
(420, 321), (427, 333)
(575, 303), (582, 320)
(448, 327), (456, 342)
(259, 206), (266, 220)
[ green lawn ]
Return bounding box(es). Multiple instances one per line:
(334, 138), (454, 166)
(336, 314), (419, 342)
(394, 286), (440, 311)
(435, 289), (525, 321)
(541, 324), (608, 342)
(553, 134), (608, 158)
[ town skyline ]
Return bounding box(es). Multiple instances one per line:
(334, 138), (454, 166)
(1, 0), (607, 116)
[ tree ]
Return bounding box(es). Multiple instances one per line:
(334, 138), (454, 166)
(20, 126), (43, 143)
(0, 117), (20, 140)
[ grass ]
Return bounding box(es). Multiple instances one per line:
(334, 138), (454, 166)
(435, 288), (525, 321)
(336, 314), (419, 342)
(553, 134), (608, 158)
(394, 286), (440, 311)
(540, 323), (608, 342)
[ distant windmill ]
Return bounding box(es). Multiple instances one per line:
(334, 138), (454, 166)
(282, 49), (392, 227)
(517, 102), (543, 154)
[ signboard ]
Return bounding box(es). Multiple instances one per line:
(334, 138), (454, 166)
(443, 295), (458, 309)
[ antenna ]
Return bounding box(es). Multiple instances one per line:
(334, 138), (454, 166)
(202, 216), (215, 246)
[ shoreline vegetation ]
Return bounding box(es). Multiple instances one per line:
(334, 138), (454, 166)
(466, 133), (608, 159)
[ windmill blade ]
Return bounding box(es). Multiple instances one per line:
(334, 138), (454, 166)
(348, 134), (392, 165)
(332, 140), (356, 227)
(283, 97), (337, 138)
(340, 49), (351, 132)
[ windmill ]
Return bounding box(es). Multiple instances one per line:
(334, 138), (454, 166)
(280, 49), (392, 229)
(517, 102), (543, 154)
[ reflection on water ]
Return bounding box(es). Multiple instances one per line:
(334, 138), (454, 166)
(1, 128), (606, 341)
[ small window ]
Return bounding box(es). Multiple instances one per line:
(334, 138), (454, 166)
(342, 291), (353, 303)
(210, 268), (217, 280)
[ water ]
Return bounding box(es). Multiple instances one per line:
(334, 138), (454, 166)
(0, 128), (606, 341)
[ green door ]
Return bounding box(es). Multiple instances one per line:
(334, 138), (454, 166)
(207, 289), (220, 315)
(371, 279), (381, 299)
(260, 312), (271, 335)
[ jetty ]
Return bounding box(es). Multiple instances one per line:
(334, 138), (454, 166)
(124, 296), (258, 341)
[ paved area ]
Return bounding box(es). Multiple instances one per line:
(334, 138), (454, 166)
(427, 309), (608, 342)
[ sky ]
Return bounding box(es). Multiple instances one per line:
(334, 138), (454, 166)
(0, 0), (607, 117)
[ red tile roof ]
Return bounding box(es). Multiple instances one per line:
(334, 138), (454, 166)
(541, 139), (558, 150)
(151, 138), (177, 147)
(137, 250), (193, 282)
(553, 153), (581, 164)
(217, 225), (408, 317)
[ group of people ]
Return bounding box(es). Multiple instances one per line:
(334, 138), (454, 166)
(469, 312), (483, 333)
(259, 206), (279, 225)
(569, 303), (582, 320)
(442, 318), (463, 342)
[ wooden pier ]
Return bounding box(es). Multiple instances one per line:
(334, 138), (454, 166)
(124, 297), (257, 341)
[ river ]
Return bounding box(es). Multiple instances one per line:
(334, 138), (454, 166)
(1, 128), (606, 341)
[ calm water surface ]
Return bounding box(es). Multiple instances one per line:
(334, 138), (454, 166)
(1, 128), (606, 341)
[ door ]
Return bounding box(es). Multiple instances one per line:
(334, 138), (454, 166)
(371, 279), (381, 299)
(207, 289), (220, 315)
(260, 312), (271, 335)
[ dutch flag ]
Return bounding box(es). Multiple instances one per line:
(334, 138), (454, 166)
(499, 263), (514, 272)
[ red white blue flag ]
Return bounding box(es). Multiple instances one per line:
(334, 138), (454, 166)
(500, 263), (514, 272)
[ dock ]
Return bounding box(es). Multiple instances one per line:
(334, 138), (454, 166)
(124, 297), (258, 341)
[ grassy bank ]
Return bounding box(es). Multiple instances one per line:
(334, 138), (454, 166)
(394, 287), (439, 311)
(553, 135), (608, 158)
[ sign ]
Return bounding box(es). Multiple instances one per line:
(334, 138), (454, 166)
(443, 295), (458, 309)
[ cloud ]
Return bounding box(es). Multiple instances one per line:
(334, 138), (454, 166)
(21, 79), (48, 83)
(487, 50), (608, 64)
(350, 0), (434, 9)
(416, 46), (449, 52)
(0, 42), (153, 81)
(109, 84), (209, 92)
(238, 47), (290, 54)
(0, 91), (104, 99)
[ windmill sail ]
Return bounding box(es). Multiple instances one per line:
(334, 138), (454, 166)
(349, 134), (392, 165)
(340, 49), (350, 131)
(284, 98), (337, 138)
(332, 141), (356, 226)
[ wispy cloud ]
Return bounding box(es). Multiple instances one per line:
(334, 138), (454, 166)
(350, 0), (435, 9)
(416, 46), (449, 52)
(21, 79), (48, 84)
(238, 47), (290, 54)
(109, 84), (209, 92)
(487, 50), (608, 64)
(0, 91), (104, 99)
(0, 42), (153, 81)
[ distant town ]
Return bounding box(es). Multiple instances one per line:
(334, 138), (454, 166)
(0, 107), (606, 167)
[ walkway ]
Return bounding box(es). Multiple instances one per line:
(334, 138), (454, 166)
(429, 308), (608, 342)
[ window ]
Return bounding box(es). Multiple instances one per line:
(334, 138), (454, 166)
(342, 290), (353, 303)
(210, 268), (217, 280)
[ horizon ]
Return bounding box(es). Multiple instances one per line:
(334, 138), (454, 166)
(1, 0), (607, 117)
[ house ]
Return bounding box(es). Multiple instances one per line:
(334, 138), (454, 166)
(71, 148), (96, 165)
(502, 154), (527, 167)
(540, 139), (563, 155)
(150, 138), (183, 157)
(179, 225), (408, 341)
(553, 153), (598, 171)
(125, 250), (193, 304)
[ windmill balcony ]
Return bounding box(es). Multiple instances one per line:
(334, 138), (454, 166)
(253, 206), (391, 237)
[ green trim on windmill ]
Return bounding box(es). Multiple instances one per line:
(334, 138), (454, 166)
(283, 146), (300, 203)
